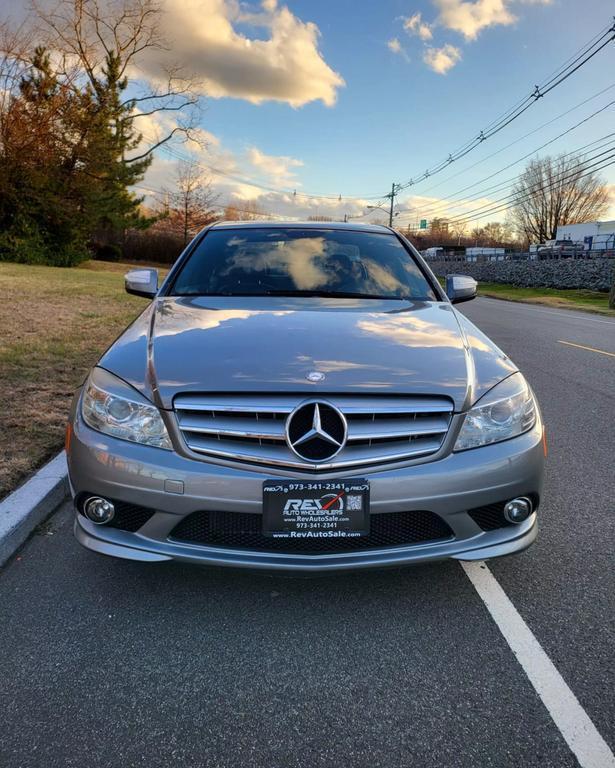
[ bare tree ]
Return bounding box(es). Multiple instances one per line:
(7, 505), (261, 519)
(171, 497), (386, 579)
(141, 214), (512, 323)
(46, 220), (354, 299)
(449, 218), (468, 245)
(223, 200), (269, 221)
(31, 0), (204, 162)
(161, 161), (219, 243)
(509, 154), (610, 243)
(470, 221), (515, 247)
(429, 218), (450, 238)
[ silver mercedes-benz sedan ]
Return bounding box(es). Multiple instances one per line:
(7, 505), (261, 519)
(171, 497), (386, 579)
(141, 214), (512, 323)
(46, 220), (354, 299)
(67, 221), (545, 571)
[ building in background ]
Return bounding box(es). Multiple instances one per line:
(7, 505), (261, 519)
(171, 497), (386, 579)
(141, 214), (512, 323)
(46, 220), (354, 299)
(555, 220), (615, 251)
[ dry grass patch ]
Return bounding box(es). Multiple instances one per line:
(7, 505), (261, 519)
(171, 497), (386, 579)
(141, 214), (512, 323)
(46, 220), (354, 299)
(0, 261), (166, 499)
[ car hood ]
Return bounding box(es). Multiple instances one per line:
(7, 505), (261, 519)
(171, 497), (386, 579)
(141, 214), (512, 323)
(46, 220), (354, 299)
(98, 296), (517, 412)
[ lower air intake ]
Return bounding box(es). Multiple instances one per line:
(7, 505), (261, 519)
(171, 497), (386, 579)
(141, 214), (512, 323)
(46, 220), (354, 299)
(468, 502), (517, 531)
(169, 509), (453, 554)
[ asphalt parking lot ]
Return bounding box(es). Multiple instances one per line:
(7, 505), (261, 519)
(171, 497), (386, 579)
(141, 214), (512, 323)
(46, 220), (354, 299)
(1, 297), (614, 768)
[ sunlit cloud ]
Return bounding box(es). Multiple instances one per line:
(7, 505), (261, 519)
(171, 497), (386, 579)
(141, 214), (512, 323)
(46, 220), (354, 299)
(395, 0), (552, 74)
(138, 0), (345, 107)
(247, 147), (304, 188)
(139, 130), (374, 219)
(423, 43), (462, 74)
(403, 12), (433, 40)
(433, 0), (516, 41)
(387, 37), (411, 62)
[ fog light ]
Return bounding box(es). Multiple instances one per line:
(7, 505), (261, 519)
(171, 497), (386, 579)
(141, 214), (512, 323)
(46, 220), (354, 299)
(84, 497), (115, 525)
(503, 497), (532, 524)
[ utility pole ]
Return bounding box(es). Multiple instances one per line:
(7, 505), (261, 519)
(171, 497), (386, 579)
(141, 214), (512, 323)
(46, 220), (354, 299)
(387, 182), (397, 227)
(183, 193), (189, 245)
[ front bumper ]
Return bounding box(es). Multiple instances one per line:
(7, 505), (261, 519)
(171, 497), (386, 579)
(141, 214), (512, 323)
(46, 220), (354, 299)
(68, 409), (544, 571)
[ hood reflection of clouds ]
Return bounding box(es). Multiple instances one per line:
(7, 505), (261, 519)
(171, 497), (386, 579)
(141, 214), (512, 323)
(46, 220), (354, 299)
(155, 300), (294, 336)
(358, 315), (463, 350)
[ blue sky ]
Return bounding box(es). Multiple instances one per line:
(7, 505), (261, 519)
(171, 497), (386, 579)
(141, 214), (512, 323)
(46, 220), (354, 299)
(7, 0), (611, 223)
(0, 0), (615, 223)
(138, 0), (615, 224)
(243, 0), (613, 194)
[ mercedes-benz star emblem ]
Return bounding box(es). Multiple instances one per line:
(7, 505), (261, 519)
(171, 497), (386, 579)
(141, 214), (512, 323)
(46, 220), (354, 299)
(286, 401), (347, 462)
(306, 371), (325, 382)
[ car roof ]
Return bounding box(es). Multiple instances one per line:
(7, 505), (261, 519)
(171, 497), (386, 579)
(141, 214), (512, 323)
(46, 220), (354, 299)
(209, 220), (393, 234)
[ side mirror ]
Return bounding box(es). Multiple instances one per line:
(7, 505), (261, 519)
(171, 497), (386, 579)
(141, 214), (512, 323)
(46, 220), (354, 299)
(125, 268), (158, 299)
(445, 274), (477, 304)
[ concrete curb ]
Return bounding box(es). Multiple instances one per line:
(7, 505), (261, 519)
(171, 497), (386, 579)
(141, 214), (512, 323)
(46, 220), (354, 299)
(0, 451), (69, 568)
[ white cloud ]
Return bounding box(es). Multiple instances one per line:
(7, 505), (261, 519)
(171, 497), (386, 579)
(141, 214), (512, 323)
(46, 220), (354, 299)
(139, 140), (510, 223)
(246, 147), (303, 188)
(387, 37), (411, 62)
(137, 130), (366, 219)
(432, 0), (517, 41)
(423, 44), (462, 74)
(403, 12), (433, 41)
(140, 0), (344, 107)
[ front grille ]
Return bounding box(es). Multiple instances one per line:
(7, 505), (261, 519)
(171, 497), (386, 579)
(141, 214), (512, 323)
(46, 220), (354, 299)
(169, 510), (453, 554)
(76, 495), (155, 532)
(174, 393), (453, 471)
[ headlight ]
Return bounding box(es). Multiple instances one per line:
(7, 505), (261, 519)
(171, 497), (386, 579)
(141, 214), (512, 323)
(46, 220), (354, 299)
(81, 367), (172, 450)
(454, 372), (537, 451)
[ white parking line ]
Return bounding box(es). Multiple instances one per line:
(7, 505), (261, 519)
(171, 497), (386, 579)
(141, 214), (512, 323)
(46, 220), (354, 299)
(462, 561), (615, 768)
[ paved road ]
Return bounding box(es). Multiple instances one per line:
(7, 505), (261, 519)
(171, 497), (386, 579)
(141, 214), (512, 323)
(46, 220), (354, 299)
(1, 297), (613, 768)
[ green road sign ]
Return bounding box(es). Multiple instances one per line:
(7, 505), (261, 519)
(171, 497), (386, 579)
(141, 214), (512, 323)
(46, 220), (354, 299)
(420, 219), (427, 229)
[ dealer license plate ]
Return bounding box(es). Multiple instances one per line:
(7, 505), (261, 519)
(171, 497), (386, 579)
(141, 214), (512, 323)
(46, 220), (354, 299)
(262, 479), (370, 539)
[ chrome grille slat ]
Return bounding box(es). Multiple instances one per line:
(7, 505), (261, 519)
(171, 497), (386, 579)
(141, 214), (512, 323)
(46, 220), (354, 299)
(175, 393), (453, 471)
(346, 415), (450, 441)
(336, 403), (452, 415)
(177, 414), (286, 441)
(181, 434), (444, 470)
(174, 395), (296, 414)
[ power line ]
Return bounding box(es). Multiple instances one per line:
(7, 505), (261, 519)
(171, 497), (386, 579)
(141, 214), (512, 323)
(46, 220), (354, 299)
(395, 19), (615, 192)
(399, 147), (615, 228)
(440, 150), (615, 226)
(413, 81), (615, 198)
(397, 99), (615, 221)
(396, 133), (615, 224)
(132, 20), (615, 218)
(135, 130), (385, 202)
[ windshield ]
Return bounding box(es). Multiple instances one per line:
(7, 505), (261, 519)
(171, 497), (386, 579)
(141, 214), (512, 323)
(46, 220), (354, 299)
(170, 228), (438, 300)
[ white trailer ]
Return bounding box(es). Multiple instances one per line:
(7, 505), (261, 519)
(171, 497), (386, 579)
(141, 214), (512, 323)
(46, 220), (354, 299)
(465, 247), (505, 262)
(555, 220), (615, 251)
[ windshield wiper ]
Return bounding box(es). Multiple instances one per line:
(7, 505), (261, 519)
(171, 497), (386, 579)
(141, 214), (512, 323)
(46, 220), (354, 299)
(176, 290), (413, 299)
(260, 289), (411, 300)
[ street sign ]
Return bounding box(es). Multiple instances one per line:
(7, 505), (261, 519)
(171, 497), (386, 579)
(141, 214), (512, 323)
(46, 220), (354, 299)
(420, 219), (427, 230)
